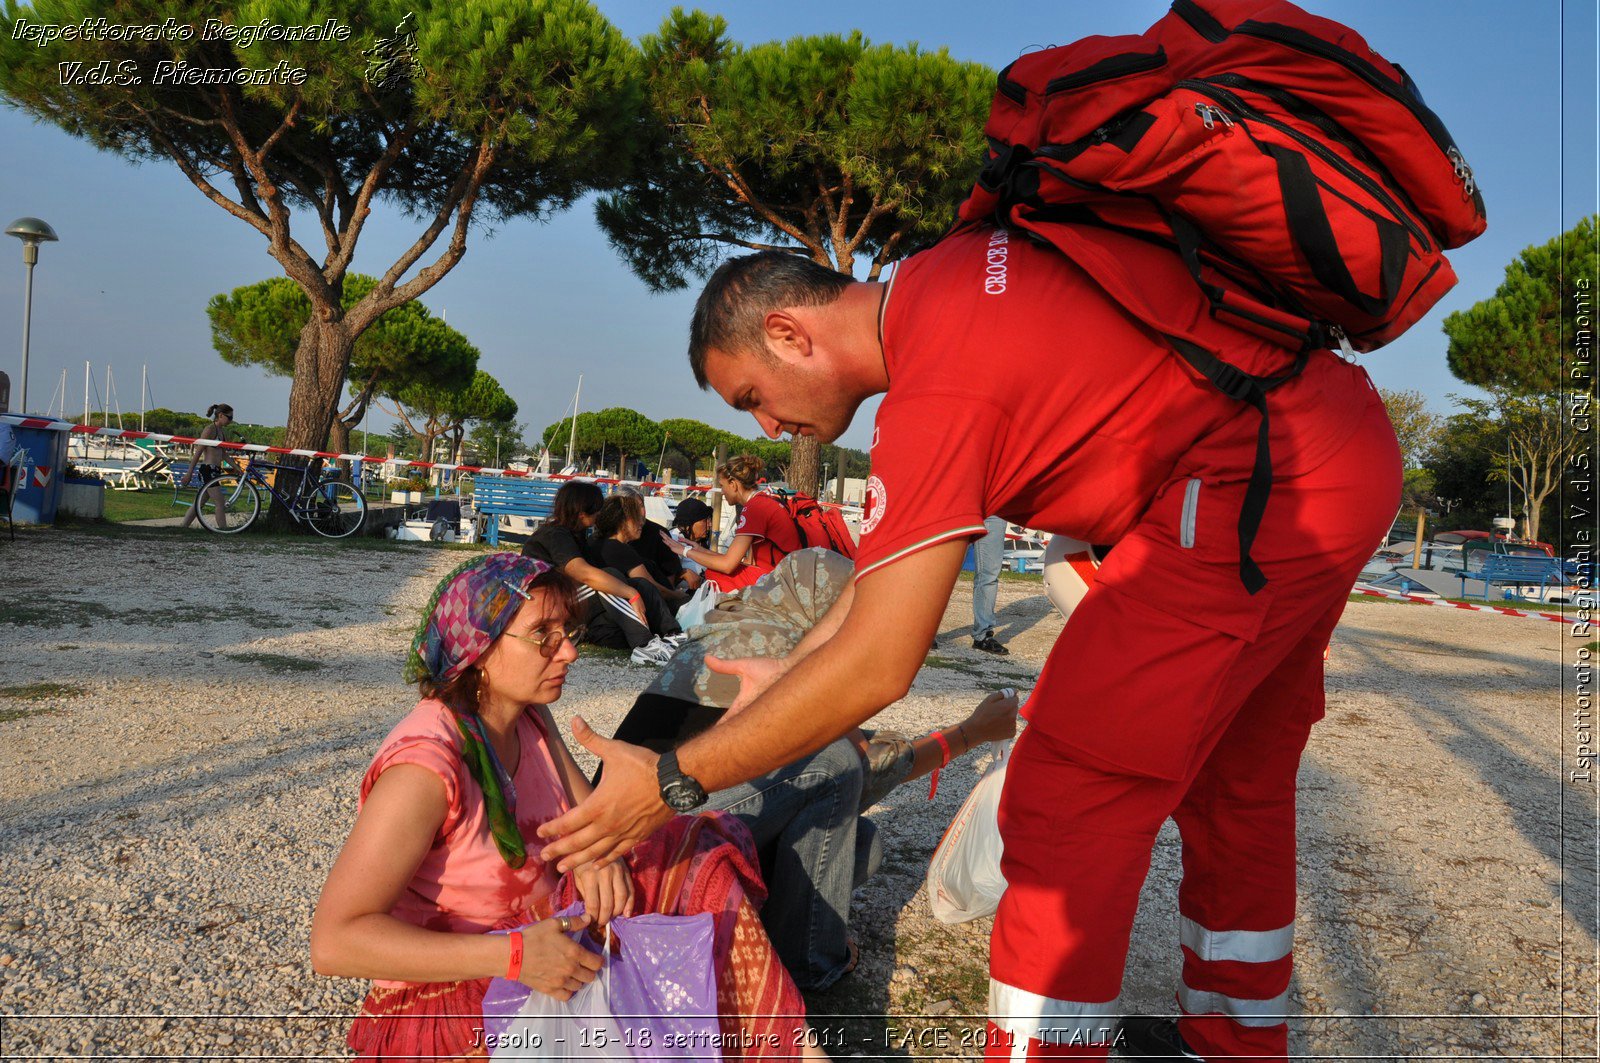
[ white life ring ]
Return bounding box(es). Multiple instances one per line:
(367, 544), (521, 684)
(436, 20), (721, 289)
(1041, 536), (1107, 621)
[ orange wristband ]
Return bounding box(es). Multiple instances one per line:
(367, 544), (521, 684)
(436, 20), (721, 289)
(929, 730), (953, 799)
(505, 929), (524, 981)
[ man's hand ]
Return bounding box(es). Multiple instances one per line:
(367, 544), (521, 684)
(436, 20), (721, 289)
(537, 717), (671, 873)
(704, 654), (790, 715)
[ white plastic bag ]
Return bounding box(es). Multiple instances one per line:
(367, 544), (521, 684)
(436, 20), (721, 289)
(926, 739), (1011, 923)
(675, 582), (722, 632)
(488, 928), (634, 1061)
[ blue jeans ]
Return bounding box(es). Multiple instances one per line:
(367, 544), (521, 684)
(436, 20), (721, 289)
(972, 515), (1007, 639)
(706, 737), (871, 990)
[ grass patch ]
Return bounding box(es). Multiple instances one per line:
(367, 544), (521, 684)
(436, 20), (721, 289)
(0, 682), (86, 700)
(576, 644), (633, 663)
(0, 599), (192, 629)
(921, 653), (1030, 681)
(223, 651), (328, 673)
(0, 705), (61, 723)
(102, 489), (185, 523)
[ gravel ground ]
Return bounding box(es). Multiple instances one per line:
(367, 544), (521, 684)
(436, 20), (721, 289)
(0, 526), (1593, 1060)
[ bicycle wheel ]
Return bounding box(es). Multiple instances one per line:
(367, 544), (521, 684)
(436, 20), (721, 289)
(195, 475), (261, 534)
(302, 480), (367, 538)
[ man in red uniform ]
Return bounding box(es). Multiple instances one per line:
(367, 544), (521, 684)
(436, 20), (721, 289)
(538, 225), (1401, 1061)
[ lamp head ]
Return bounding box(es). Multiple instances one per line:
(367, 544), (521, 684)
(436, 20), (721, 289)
(6, 217), (58, 265)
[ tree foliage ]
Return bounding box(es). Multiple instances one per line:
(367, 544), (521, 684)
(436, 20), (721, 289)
(386, 369), (516, 469)
(1, 0), (641, 452)
(596, 10), (992, 494)
(206, 274), (476, 451)
(1378, 389), (1444, 469)
(1443, 215), (1599, 394)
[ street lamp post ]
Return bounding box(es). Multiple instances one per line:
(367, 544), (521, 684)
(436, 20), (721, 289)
(6, 217), (60, 415)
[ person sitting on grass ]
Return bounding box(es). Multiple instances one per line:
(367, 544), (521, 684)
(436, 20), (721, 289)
(519, 481), (681, 662)
(311, 552), (829, 1061)
(588, 493), (689, 610)
(601, 547), (1022, 990)
(611, 483), (686, 591)
(669, 496), (715, 591)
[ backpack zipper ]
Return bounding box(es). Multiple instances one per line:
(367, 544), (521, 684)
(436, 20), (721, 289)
(1204, 71), (1434, 234)
(1179, 79), (1432, 251)
(1232, 19), (1484, 217)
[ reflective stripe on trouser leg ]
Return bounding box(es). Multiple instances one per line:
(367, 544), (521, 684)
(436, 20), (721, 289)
(1171, 619), (1335, 1061)
(985, 979), (1120, 1060)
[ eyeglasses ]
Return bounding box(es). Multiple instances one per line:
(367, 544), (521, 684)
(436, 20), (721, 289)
(502, 624), (587, 658)
(501, 579), (584, 657)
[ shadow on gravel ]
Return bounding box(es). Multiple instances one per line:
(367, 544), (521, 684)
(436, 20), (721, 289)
(0, 714), (391, 848)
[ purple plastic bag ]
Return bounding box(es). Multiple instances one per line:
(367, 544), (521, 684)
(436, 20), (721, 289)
(480, 903), (722, 1062)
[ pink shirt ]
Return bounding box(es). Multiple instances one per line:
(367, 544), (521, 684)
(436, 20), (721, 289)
(359, 699), (571, 985)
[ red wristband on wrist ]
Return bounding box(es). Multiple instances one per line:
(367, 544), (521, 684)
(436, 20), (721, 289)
(928, 730), (953, 799)
(505, 929), (524, 981)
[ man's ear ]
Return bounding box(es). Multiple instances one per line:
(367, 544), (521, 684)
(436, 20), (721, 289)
(762, 310), (812, 361)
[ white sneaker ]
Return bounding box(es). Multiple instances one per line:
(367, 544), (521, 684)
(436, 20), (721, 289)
(630, 636), (677, 666)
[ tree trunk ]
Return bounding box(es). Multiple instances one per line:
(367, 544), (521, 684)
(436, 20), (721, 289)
(790, 435), (820, 497)
(274, 318), (357, 530)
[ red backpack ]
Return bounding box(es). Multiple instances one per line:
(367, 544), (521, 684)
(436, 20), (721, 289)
(773, 490), (858, 560)
(957, 0), (1485, 591)
(962, 0), (1485, 355)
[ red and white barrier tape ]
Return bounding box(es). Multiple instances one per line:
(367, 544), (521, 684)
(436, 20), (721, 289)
(0, 414), (709, 492)
(1350, 582), (1581, 624)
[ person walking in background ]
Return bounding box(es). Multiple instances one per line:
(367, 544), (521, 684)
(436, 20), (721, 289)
(179, 403), (239, 531)
(971, 516), (1009, 656)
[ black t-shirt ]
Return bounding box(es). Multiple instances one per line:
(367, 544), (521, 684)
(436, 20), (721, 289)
(588, 535), (647, 576)
(522, 523), (587, 569)
(634, 519), (684, 585)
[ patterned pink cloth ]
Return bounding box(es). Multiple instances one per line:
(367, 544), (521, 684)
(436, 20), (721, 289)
(359, 698), (570, 986)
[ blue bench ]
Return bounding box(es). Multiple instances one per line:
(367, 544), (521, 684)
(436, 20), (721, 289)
(1455, 554), (1568, 602)
(472, 477), (562, 546)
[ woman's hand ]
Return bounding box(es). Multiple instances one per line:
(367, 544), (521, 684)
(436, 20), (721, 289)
(571, 860), (635, 929)
(516, 915), (606, 1001)
(660, 530), (691, 558)
(962, 688), (1022, 744)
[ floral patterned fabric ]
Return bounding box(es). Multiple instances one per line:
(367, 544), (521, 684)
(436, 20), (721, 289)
(649, 548), (854, 709)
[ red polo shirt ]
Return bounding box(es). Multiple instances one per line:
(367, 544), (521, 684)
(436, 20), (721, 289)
(854, 224), (1375, 580)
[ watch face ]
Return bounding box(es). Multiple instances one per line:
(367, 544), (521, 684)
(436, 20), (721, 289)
(663, 779), (705, 812)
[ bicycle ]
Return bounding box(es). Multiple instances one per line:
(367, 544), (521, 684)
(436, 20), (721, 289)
(195, 457), (367, 538)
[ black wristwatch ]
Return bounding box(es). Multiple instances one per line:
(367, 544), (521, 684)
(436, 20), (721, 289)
(657, 750), (708, 812)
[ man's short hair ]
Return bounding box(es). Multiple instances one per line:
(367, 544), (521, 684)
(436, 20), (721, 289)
(688, 252), (853, 388)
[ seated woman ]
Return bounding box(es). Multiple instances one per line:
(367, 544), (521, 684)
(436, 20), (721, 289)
(668, 496), (715, 591)
(666, 455), (800, 592)
(311, 553), (826, 1060)
(605, 548), (1021, 990)
(519, 481), (681, 658)
(588, 494), (689, 609)
(611, 484), (687, 591)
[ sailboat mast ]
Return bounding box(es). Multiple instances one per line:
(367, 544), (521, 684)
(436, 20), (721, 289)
(564, 374), (582, 469)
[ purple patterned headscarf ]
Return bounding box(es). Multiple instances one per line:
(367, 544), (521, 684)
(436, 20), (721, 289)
(403, 552), (553, 685)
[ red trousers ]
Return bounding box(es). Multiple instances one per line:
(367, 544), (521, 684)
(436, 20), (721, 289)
(985, 386), (1400, 1061)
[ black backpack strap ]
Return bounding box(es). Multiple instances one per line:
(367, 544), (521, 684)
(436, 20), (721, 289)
(1161, 334), (1307, 595)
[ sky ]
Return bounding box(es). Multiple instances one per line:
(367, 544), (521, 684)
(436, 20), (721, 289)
(0, 0), (1595, 454)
